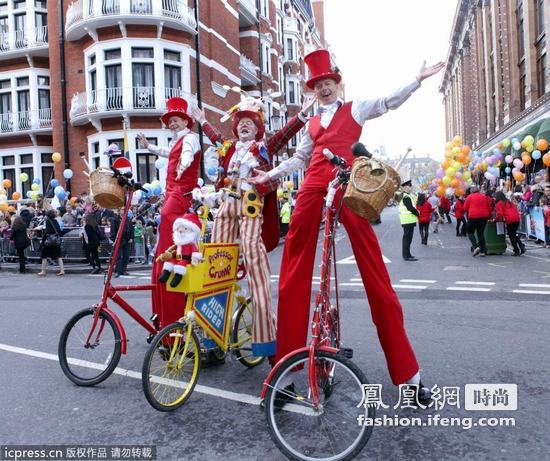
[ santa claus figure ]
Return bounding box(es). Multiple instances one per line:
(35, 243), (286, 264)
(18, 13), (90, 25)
(157, 213), (202, 288)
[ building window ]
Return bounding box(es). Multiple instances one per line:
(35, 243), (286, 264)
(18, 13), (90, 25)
(1, 154), (15, 193)
(536, 41), (547, 98)
(89, 54), (96, 66)
(91, 142), (100, 169)
(288, 80), (296, 104)
(107, 138), (124, 167)
(37, 76), (49, 86)
(105, 64), (123, 109)
(132, 47), (154, 58)
(16, 77), (29, 87)
(286, 37), (294, 61)
(519, 60), (526, 111)
(534, 0), (544, 37)
(261, 43), (271, 75)
(131, 0), (152, 14)
(35, 0), (47, 8)
(104, 48), (122, 60)
(164, 49), (181, 62)
(135, 136), (158, 183)
(164, 65), (182, 98)
(259, 0), (268, 18)
(13, 0), (26, 10)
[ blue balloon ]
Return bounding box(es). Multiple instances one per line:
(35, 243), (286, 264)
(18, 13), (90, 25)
(492, 148), (501, 156)
(155, 215), (161, 225)
(218, 167), (225, 174)
(63, 169), (73, 179)
(293, 171), (299, 178)
(33, 177), (41, 185)
(207, 166), (217, 176)
(56, 190), (67, 200)
(50, 179), (59, 188)
(153, 186), (162, 195)
(505, 167), (511, 174)
(154, 158), (167, 169)
(532, 150), (542, 160)
(127, 210), (133, 219)
(26, 190), (33, 199)
(54, 186), (64, 195)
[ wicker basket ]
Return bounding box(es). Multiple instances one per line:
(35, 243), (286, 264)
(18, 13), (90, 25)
(343, 157), (401, 220)
(90, 168), (125, 209)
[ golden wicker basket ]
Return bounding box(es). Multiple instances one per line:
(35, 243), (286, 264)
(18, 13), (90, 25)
(343, 157), (401, 220)
(90, 167), (125, 209)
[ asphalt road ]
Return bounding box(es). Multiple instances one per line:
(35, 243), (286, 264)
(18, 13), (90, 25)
(1, 206), (549, 461)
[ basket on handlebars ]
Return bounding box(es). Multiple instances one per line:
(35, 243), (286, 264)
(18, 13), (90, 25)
(90, 167), (125, 209)
(343, 157), (401, 220)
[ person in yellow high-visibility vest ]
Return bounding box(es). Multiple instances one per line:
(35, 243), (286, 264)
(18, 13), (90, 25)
(279, 200), (291, 237)
(399, 180), (419, 261)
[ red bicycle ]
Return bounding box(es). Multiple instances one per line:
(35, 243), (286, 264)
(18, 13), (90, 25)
(58, 168), (159, 386)
(261, 144), (376, 461)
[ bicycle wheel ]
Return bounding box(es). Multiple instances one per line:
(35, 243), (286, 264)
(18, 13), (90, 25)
(58, 308), (122, 386)
(231, 299), (265, 368)
(142, 322), (201, 412)
(264, 350), (374, 461)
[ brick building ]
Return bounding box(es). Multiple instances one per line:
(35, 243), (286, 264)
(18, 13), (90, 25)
(0, 0), (329, 197)
(440, 0), (549, 153)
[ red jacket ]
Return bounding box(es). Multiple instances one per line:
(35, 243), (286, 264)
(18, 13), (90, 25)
(464, 192), (492, 219)
(454, 199), (465, 219)
(495, 201), (520, 223)
(542, 205), (550, 226)
(439, 196), (451, 212)
(416, 202), (433, 223)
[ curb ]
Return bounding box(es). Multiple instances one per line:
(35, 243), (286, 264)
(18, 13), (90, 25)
(0, 262), (153, 275)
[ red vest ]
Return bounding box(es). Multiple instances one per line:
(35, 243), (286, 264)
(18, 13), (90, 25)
(307, 102), (363, 184)
(166, 135), (201, 196)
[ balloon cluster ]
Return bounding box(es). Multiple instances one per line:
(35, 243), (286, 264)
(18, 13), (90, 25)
(430, 135), (474, 197)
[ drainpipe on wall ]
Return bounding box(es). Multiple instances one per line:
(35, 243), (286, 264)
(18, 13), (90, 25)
(256, 0), (263, 97)
(193, 0), (204, 178)
(58, 0), (71, 192)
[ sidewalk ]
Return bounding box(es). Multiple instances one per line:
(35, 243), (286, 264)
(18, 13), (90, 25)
(0, 260), (153, 274)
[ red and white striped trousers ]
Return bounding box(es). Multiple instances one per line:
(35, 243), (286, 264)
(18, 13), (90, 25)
(211, 195), (277, 357)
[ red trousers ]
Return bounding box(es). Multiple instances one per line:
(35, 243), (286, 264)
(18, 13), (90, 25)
(151, 193), (191, 329)
(275, 173), (419, 385)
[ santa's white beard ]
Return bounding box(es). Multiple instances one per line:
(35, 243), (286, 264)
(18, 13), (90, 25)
(173, 230), (196, 246)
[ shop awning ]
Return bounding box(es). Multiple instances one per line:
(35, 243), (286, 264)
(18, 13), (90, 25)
(536, 117), (550, 142)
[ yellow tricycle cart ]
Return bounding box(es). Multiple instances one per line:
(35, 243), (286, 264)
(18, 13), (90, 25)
(141, 209), (264, 412)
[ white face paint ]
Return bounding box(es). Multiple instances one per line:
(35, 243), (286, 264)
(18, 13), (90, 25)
(237, 117), (259, 142)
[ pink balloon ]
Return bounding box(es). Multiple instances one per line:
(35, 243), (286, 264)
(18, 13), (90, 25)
(454, 171), (462, 179)
(505, 155), (513, 164)
(513, 159), (524, 169)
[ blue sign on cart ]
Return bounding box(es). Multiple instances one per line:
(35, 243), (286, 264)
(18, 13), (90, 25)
(191, 285), (234, 349)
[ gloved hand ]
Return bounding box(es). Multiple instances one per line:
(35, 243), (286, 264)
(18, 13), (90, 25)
(191, 252), (203, 266)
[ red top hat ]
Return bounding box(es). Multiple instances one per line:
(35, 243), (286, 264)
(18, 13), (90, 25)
(304, 49), (341, 89)
(161, 97), (194, 128)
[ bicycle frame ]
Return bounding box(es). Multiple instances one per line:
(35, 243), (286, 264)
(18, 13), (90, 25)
(261, 167), (349, 406)
(85, 187), (158, 355)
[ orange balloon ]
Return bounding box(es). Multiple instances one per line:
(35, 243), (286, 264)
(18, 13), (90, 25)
(536, 138), (548, 151)
(496, 143), (503, 150)
(522, 154), (532, 165)
(7, 205), (15, 213)
(456, 152), (466, 163)
(461, 145), (471, 155)
(456, 188), (465, 197)
(436, 186), (446, 197)
(12, 191), (21, 200)
(521, 140), (527, 149)
(441, 159), (450, 169)
(2, 179), (11, 189)
(223, 177), (231, 186)
(450, 178), (460, 188)
(543, 153), (550, 167)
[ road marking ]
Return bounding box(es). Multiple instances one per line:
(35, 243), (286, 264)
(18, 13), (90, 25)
(447, 287), (491, 292)
(512, 289), (550, 295)
(340, 283), (363, 287)
(337, 255), (391, 264)
(455, 281), (495, 286)
(392, 284), (428, 290)
(399, 279), (436, 284)
(518, 283), (550, 288)
(139, 276), (151, 280)
(0, 343), (262, 407)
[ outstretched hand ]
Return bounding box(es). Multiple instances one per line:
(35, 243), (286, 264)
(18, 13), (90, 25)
(417, 60), (446, 82)
(191, 107), (206, 124)
(300, 94), (318, 116)
(136, 133), (149, 148)
(247, 169), (270, 185)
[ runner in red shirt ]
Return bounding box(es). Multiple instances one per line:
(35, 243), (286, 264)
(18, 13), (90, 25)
(415, 193), (433, 245)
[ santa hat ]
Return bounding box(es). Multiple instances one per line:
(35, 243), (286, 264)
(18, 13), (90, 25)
(304, 49), (341, 89)
(161, 97), (194, 128)
(173, 213), (201, 236)
(224, 97), (266, 141)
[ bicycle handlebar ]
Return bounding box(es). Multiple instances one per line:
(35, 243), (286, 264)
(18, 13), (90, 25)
(110, 166), (147, 192)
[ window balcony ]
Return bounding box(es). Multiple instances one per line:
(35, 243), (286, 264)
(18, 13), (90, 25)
(65, 0), (197, 41)
(240, 54), (260, 86)
(0, 26), (49, 61)
(69, 86), (194, 126)
(0, 108), (52, 137)
(237, 0), (258, 28)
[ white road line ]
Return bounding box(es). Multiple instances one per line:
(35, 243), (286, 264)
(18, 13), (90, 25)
(340, 283), (363, 287)
(512, 289), (550, 295)
(392, 284), (428, 290)
(399, 279), (436, 284)
(518, 283), (550, 288)
(337, 255), (391, 264)
(139, 276), (151, 280)
(447, 287), (491, 292)
(455, 281), (495, 286)
(0, 343), (261, 407)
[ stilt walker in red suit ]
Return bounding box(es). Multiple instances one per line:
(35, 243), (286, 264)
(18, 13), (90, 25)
(250, 49), (445, 399)
(191, 95), (315, 358)
(137, 97), (201, 329)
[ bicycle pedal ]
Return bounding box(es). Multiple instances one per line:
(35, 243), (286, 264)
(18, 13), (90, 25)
(146, 333), (155, 344)
(340, 347), (353, 359)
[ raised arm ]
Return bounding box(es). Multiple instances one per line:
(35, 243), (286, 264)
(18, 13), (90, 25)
(192, 107), (223, 145)
(137, 132), (170, 158)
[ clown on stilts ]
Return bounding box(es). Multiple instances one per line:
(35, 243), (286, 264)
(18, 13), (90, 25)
(192, 94), (316, 359)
